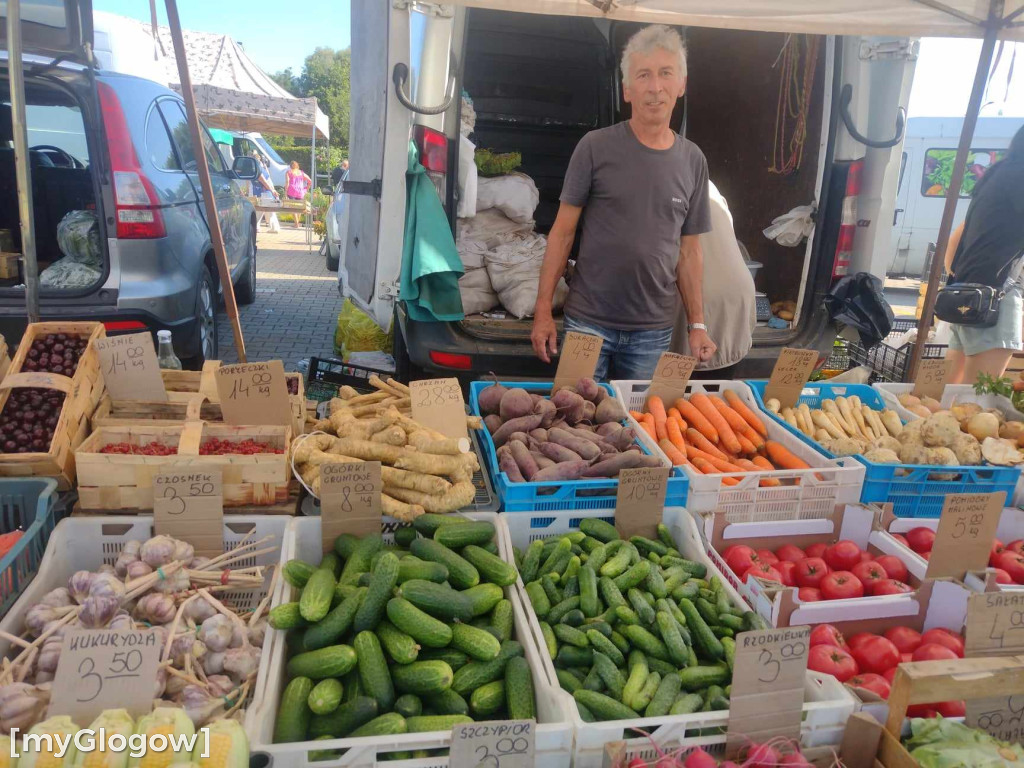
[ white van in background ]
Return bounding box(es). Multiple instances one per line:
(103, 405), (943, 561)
(233, 132), (290, 187)
(888, 115), (1024, 278)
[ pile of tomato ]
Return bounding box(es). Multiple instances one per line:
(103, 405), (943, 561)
(896, 525), (1024, 584)
(99, 441), (177, 456)
(721, 539), (914, 601)
(198, 437), (281, 455)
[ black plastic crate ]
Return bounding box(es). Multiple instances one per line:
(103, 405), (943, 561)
(305, 356), (397, 402)
(847, 318), (947, 383)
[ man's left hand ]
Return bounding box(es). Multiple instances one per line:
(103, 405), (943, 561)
(689, 328), (716, 362)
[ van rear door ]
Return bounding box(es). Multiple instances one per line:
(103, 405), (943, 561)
(0, 0), (93, 62)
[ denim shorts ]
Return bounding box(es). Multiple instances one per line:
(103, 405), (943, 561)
(948, 284), (1024, 357)
(563, 314), (673, 381)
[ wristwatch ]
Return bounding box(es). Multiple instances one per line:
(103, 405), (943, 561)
(688, 323), (708, 332)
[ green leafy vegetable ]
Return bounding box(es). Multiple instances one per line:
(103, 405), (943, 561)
(904, 716), (1024, 767)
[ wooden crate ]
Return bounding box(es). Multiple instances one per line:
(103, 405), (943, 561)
(75, 422), (292, 511)
(0, 334), (9, 382)
(0, 253), (18, 280)
(0, 322), (106, 489)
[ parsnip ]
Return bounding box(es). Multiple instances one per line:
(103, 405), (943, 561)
(381, 466), (451, 495)
(824, 409), (850, 438)
(386, 481), (476, 514)
(866, 408), (888, 441)
(880, 409), (903, 438)
(393, 451), (474, 478)
(766, 398), (781, 414)
(797, 404), (815, 436)
(814, 428), (832, 443)
(860, 405), (879, 440)
(781, 407), (799, 430)
(822, 400), (852, 436)
(371, 425), (407, 446)
(835, 397), (858, 436)
(408, 431), (471, 456)
(330, 437), (413, 464)
(811, 409), (845, 439)
(292, 433), (335, 464)
(850, 404), (871, 440)
(794, 407), (810, 436)
(382, 494), (425, 523)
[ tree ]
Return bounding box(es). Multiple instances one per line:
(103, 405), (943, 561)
(299, 47), (351, 149)
(270, 67), (299, 95)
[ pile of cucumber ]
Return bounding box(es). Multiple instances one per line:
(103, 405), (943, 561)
(269, 514), (538, 754)
(511, 519), (768, 723)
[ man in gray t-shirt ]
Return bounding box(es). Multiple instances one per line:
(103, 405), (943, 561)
(531, 25), (715, 380)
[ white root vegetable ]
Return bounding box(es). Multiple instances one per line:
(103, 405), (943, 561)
(766, 398), (781, 414)
(811, 409), (844, 440)
(381, 494), (425, 522)
(407, 431), (471, 456)
(293, 433), (335, 464)
(859, 405), (879, 440)
(370, 425), (407, 446)
(822, 400), (852, 436)
(381, 466), (451, 495)
(814, 428), (832, 443)
(781, 407), (799, 430)
(386, 481), (477, 514)
(797, 404), (815, 436)
(880, 409), (903, 438)
(393, 451), (477, 479)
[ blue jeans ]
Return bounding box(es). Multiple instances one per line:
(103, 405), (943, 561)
(563, 314), (673, 381)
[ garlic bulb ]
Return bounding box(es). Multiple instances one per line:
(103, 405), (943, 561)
(223, 645), (260, 681)
(25, 604), (58, 636)
(140, 535), (176, 568)
(189, 556), (212, 570)
(170, 636), (205, 667)
(172, 540), (194, 564)
(150, 568), (189, 594)
(41, 620), (68, 641)
(202, 651), (225, 676)
(206, 675), (233, 698)
(37, 636), (62, 674)
(78, 596), (120, 628)
(181, 685), (218, 726)
(248, 619), (267, 648)
(163, 674), (187, 698)
(183, 599), (216, 624)
(153, 667), (167, 700)
(198, 615), (233, 653)
(229, 622), (247, 648)
(67, 570), (94, 603)
(88, 572), (126, 603)
(96, 564), (116, 575)
(135, 593), (175, 625)
(0, 683), (47, 734)
(114, 540), (141, 577)
(126, 561), (153, 580)
(40, 587), (72, 608)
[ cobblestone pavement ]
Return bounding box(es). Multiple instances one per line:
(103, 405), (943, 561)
(217, 227), (340, 369)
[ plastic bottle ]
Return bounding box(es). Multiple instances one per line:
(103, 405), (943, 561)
(156, 330), (182, 370)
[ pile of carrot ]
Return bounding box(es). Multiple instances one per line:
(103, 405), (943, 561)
(629, 390), (811, 485)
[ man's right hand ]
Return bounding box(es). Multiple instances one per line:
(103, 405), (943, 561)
(531, 314), (559, 363)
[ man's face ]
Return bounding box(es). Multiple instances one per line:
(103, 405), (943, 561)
(623, 47), (686, 126)
(342, 160), (349, 170)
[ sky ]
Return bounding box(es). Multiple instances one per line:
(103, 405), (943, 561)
(908, 38), (1024, 117)
(92, 0), (352, 75)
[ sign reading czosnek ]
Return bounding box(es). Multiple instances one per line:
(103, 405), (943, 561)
(153, 469), (223, 556)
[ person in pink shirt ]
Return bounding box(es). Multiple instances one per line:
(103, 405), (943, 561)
(285, 161), (312, 228)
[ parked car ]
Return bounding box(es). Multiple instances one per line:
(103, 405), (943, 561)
(0, 0), (260, 366)
(324, 170), (349, 273)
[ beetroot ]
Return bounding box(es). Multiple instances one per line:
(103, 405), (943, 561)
(533, 398), (557, 427)
(531, 459), (591, 481)
(575, 377), (601, 402)
(477, 378), (507, 415)
(596, 422), (623, 437)
(551, 388), (586, 424)
(499, 388), (534, 422)
(581, 400), (596, 422)
(491, 413), (544, 447)
(548, 427), (602, 460)
(538, 441), (583, 464)
(595, 396), (628, 424)
(508, 439), (540, 481)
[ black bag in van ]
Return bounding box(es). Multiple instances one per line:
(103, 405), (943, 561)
(824, 272), (894, 349)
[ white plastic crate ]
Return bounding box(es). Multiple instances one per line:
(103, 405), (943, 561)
(873, 382), (1023, 424)
(500, 507), (857, 768)
(0, 515), (288, 720)
(611, 379), (865, 519)
(246, 514), (573, 768)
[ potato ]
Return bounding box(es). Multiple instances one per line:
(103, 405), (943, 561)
(864, 448), (899, 464)
(927, 447), (958, 466)
(897, 419), (925, 446)
(871, 435), (902, 454)
(897, 393), (922, 408)
(1001, 421), (1024, 441)
(951, 402), (983, 421)
(921, 396), (943, 413)
(967, 412), (1000, 442)
(982, 437), (1024, 466)
(921, 414), (961, 447)
(899, 443), (931, 464)
(825, 436), (868, 457)
(951, 432), (982, 465)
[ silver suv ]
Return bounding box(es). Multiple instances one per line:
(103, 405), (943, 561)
(0, 3), (258, 366)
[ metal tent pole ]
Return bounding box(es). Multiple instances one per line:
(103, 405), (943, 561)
(163, 0), (247, 361)
(149, 0), (160, 60)
(909, 0), (1003, 379)
(7, 0), (40, 323)
(310, 99), (316, 252)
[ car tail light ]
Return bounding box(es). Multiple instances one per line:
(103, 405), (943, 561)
(103, 320), (148, 331)
(98, 82), (166, 239)
(428, 350), (471, 370)
(414, 125), (448, 202)
(832, 160), (863, 279)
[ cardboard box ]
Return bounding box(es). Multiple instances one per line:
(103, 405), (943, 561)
(0, 253), (19, 279)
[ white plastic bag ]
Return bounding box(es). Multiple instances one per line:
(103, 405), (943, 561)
(476, 173), (539, 224)
(763, 204), (815, 247)
(457, 135), (478, 219)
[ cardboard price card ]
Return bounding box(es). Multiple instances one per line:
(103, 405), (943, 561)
(49, 628), (161, 723)
(615, 466), (670, 540)
(965, 592), (1024, 658)
(214, 360), (292, 426)
(449, 720), (535, 768)
(726, 626), (810, 758)
(646, 352), (698, 407)
(967, 694), (1024, 745)
(553, 332), (603, 392)
(912, 357), (951, 401)
(926, 492), (1003, 579)
(153, 469), (223, 557)
(94, 332), (168, 402)
(410, 378), (469, 441)
(321, 460), (382, 549)
(762, 348), (818, 409)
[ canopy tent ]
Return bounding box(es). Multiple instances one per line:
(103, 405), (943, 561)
(188, 83), (329, 141)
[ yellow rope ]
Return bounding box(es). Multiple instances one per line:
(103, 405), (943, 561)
(770, 35), (821, 175)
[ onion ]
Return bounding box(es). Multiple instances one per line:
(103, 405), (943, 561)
(968, 412), (1000, 441)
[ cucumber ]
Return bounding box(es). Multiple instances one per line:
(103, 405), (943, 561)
(451, 622), (502, 661)
(554, 624), (589, 648)
(451, 640), (522, 696)
(663, 556), (706, 578)
(592, 651), (625, 699)
(353, 631), (395, 712)
(609, 630), (630, 658)
(460, 583), (505, 617)
(582, 665), (603, 692)
(600, 547), (632, 578)
(621, 625), (672, 662)
(287, 645), (357, 680)
(578, 565), (599, 618)
(547, 596), (581, 624)
(541, 574), (564, 606)
(669, 692), (704, 715)
(599, 577), (628, 609)
(308, 678), (344, 716)
(646, 567), (668, 600)
(744, 610), (770, 631)
(645, 673), (681, 717)
(412, 512), (465, 536)
(269, 602), (306, 630)
(461, 545), (517, 586)
(678, 665), (730, 692)
(391, 660), (455, 695)
(490, 599), (514, 643)
(721, 636), (736, 672)
(520, 540), (544, 583)
(418, 647), (470, 671)
(561, 609), (585, 627)
(399, 579), (473, 621)
(339, 534), (383, 586)
(555, 643), (594, 669)
(397, 559), (448, 584)
(333, 533), (359, 559)
(630, 671), (661, 712)
(631, 535), (668, 557)
(405, 715), (473, 733)
(656, 523), (675, 550)
(579, 518), (620, 543)
(410, 538), (479, 589)
(394, 694), (422, 718)
(586, 544), (608, 573)
(538, 537), (573, 576)
(655, 611), (691, 667)
(646, 656), (677, 677)
(320, 551), (343, 577)
(352, 552), (399, 633)
(539, 621), (557, 659)
(340, 668), (361, 704)
(524, 581), (551, 619)
(573, 690), (637, 721)
(556, 669), (582, 693)
(613, 560), (652, 592)
(376, 619), (420, 665)
(469, 680), (505, 717)
(300, 568), (337, 622)
(274, 676), (313, 743)
(303, 587), (365, 651)
(386, 597), (453, 648)
(394, 526), (418, 547)
(678, 598), (725, 661)
(348, 713), (407, 738)
(308, 696), (379, 739)
(622, 651), (648, 706)
(430, 688), (470, 716)
(283, 559), (318, 589)
(695, 597), (719, 626)
(627, 588), (656, 625)
(586, 629), (625, 667)
(434, 520), (496, 549)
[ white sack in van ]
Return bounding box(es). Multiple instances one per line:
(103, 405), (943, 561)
(476, 173), (539, 224)
(458, 267), (500, 315)
(484, 232), (568, 318)
(458, 135), (478, 219)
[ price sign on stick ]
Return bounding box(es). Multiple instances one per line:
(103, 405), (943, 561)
(410, 378), (468, 441)
(94, 332), (168, 402)
(153, 469), (223, 557)
(49, 628), (161, 723)
(449, 720), (535, 768)
(726, 626), (810, 759)
(968, 693), (1024, 745)
(926, 492), (1003, 579)
(763, 348), (818, 409)
(912, 357), (951, 401)
(320, 461), (382, 550)
(615, 466), (669, 540)
(965, 592), (1024, 658)
(214, 360), (292, 426)
(553, 332), (603, 392)
(646, 352), (698, 407)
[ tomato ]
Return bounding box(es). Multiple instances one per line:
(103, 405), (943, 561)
(884, 626), (922, 654)
(810, 624), (847, 648)
(1007, 539), (1024, 555)
(820, 570), (865, 600)
(871, 579), (913, 596)
(851, 561), (887, 591)
(804, 542), (829, 559)
(807, 644), (859, 682)
(776, 560), (798, 586)
(743, 562), (783, 583)
(851, 636), (900, 675)
(912, 643), (959, 662)
(905, 527), (935, 554)
(990, 539), (1007, 566)
(906, 704), (939, 718)
(901, 653), (913, 664)
(824, 540), (863, 571)
(794, 557), (830, 588)
(883, 667), (898, 684)
(934, 700), (966, 718)
(890, 533), (909, 547)
(725, 545), (759, 576)
(756, 548), (780, 565)
(847, 672), (891, 699)
(920, 628), (965, 657)
(992, 567), (1015, 584)
(874, 554), (909, 583)
(846, 633), (878, 651)
(774, 544), (807, 563)
(797, 587), (822, 602)
(996, 551), (1024, 584)
(921, 551), (931, 560)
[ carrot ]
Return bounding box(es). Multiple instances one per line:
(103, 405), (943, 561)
(724, 389), (768, 437)
(736, 433), (758, 456)
(710, 396), (764, 450)
(685, 427), (729, 461)
(665, 417), (689, 458)
(765, 440), (812, 470)
(750, 455), (776, 472)
(691, 393), (742, 456)
(691, 456), (740, 485)
(648, 396), (669, 442)
(736, 458), (781, 487)
(629, 410), (645, 421)
(675, 398), (718, 445)
(659, 438), (688, 467)
(703, 454), (748, 474)
(638, 413), (657, 442)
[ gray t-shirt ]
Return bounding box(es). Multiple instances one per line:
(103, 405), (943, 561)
(560, 121), (711, 330)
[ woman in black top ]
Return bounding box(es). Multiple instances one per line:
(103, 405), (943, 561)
(944, 125), (1024, 383)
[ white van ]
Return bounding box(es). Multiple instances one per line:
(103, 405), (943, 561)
(338, 1), (918, 379)
(888, 115), (1024, 278)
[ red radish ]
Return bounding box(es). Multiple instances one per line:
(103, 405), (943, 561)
(683, 748), (717, 768)
(626, 759), (647, 768)
(719, 763), (742, 768)
(804, 542), (828, 559)
(775, 544), (807, 563)
(874, 554), (909, 583)
(778, 753), (815, 766)
(744, 743), (782, 767)
(905, 527), (935, 554)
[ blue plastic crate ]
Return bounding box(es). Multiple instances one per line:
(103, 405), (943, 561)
(0, 479), (59, 619)
(746, 380), (1021, 518)
(469, 381), (688, 512)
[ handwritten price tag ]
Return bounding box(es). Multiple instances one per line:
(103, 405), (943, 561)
(968, 694), (1024, 745)
(449, 720), (535, 768)
(646, 352), (697, 407)
(926, 492), (1003, 579)
(410, 378), (468, 441)
(153, 469), (223, 557)
(966, 592), (1024, 658)
(763, 348), (818, 409)
(726, 626), (809, 758)
(214, 360), (292, 427)
(553, 332), (603, 392)
(94, 332), (168, 402)
(321, 461), (382, 549)
(615, 466), (670, 540)
(49, 628), (161, 723)
(912, 358), (950, 401)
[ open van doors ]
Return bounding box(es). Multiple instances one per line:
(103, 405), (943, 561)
(1, 0), (93, 63)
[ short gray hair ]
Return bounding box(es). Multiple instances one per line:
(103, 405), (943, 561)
(621, 25), (687, 83)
